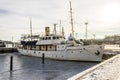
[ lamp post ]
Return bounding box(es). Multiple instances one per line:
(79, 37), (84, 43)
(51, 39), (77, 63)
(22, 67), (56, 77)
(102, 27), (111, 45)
(85, 22), (88, 40)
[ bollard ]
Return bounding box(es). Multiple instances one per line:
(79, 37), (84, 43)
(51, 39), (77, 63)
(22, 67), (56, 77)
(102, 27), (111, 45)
(10, 56), (13, 71)
(42, 53), (44, 64)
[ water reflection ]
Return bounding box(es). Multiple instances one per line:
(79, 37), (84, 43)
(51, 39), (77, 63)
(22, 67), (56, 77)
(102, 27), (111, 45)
(10, 72), (13, 80)
(0, 53), (99, 80)
(0, 55), (10, 72)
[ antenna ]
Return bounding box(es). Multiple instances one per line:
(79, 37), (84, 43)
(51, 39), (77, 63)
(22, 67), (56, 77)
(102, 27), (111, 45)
(85, 22), (88, 40)
(30, 17), (33, 41)
(69, 0), (74, 38)
(59, 20), (62, 35)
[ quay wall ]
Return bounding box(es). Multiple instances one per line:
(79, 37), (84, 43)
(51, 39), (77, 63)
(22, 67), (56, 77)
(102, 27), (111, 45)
(68, 54), (120, 80)
(0, 47), (18, 53)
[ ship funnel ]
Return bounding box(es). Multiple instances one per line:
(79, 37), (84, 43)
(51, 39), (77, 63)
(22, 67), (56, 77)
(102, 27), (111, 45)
(45, 27), (50, 36)
(54, 24), (57, 35)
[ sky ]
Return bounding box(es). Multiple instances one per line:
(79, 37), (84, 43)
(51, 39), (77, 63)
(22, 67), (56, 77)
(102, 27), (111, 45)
(0, 0), (120, 42)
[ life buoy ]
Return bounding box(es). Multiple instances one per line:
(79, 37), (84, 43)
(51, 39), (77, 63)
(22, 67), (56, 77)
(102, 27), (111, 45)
(95, 50), (100, 55)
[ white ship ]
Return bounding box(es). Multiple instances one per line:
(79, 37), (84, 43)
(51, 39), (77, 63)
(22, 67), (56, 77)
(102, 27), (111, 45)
(18, 26), (103, 61)
(17, 0), (103, 61)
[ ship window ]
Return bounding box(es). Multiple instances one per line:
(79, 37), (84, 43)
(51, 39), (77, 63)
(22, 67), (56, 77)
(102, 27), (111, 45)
(46, 37), (48, 40)
(53, 36), (55, 39)
(49, 37), (51, 39)
(44, 37), (45, 40)
(60, 36), (62, 38)
(50, 46), (52, 48)
(45, 37), (47, 40)
(57, 36), (59, 39)
(70, 38), (73, 41)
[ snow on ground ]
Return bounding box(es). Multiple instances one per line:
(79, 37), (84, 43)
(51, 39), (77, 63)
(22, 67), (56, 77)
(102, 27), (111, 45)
(80, 54), (120, 80)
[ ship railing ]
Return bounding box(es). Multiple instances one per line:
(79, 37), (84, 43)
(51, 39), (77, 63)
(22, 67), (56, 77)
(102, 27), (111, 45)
(21, 33), (40, 41)
(21, 32), (64, 41)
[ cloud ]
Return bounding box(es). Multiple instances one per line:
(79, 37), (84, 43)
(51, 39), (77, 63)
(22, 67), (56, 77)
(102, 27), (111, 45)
(0, 9), (8, 13)
(0, 9), (11, 16)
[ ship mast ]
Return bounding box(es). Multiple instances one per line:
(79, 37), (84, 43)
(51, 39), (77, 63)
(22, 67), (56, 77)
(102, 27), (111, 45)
(62, 27), (64, 36)
(69, 0), (74, 38)
(59, 20), (62, 35)
(30, 17), (33, 41)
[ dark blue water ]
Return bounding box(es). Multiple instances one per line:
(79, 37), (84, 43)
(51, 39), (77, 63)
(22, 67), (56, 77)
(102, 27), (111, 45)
(0, 53), (98, 80)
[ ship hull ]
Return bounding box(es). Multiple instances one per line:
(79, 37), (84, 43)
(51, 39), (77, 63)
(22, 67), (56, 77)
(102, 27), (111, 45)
(18, 45), (103, 62)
